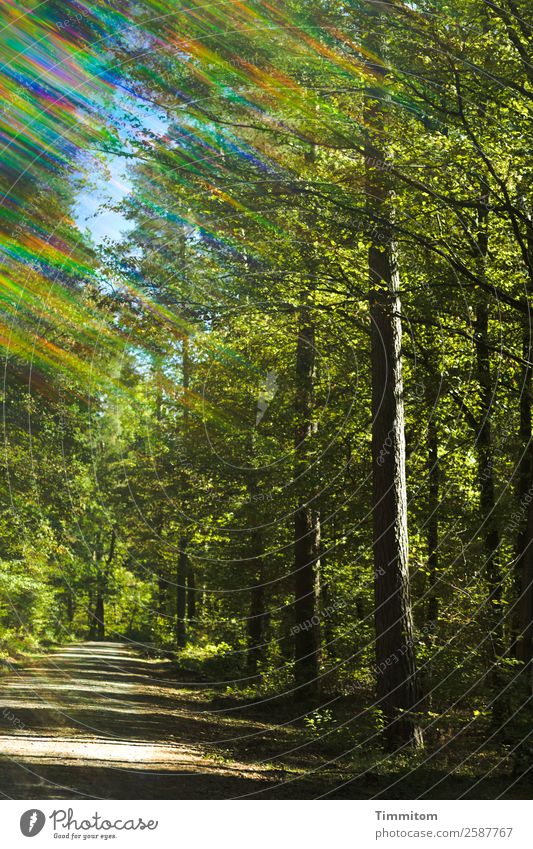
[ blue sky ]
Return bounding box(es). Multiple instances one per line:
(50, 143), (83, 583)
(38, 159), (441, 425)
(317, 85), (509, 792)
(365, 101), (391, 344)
(74, 95), (168, 245)
(75, 167), (133, 245)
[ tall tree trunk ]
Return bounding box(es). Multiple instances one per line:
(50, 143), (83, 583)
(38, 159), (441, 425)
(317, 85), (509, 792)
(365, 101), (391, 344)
(176, 331), (190, 649)
(154, 371), (167, 620)
(95, 582), (105, 641)
(158, 573), (168, 617)
(154, 512), (167, 618)
(89, 533), (102, 639)
(320, 515), (334, 661)
(512, 198), (533, 777)
(247, 529), (266, 678)
(187, 565), (196, 622)
(510, 333), (533, 777)
(293, 300), (320, 698)
(515, 204), (533, 667)
(426, 413), (440, 628)
(246, 470), (267, 676)
(518, 497), (533, 675)
(516, 333), (533, 671)
(475, 295), (504, 656)
(369, 241), (421, 749)
(473, 190), (507, 729)
(88, 590), (97, 640)
(365, 11), (422, 750)
(175, 543), (187, 648)
(64, 587), (74, 625)
(420, 406), (440, 709)
(98, 526), (116, 641)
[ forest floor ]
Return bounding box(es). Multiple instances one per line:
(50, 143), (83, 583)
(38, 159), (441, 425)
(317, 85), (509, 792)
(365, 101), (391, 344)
(0, 641), (530, 799)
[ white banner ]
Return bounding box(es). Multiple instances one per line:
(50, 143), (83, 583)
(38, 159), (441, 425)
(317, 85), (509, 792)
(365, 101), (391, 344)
(2, 800), (530, 848)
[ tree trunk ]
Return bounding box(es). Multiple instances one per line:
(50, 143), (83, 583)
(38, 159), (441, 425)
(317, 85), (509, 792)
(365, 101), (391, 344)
(90, 527), (115, 642)
(369, 247), (421, 749)
(514, 206), (533, 666)
(176, 542), (188, 648)
(157, 573), (168, 617)
(426, 414), (440, 628)
(247, 543), (265, 678)
(176, 330), (190, 649)
(187, 565), (196, 622)
(475, 297), (504, 655)
(320, 526), (334, 661)
(518, 496), (533, 673)
(293, 301), (320, 698)
(88, 591), (97, 640)
(64, 587), (74, 625)
(472, 192), (507, 731)
(245, 469), (267, 676)
(365, 14), (422, 750)
(95, 582), (105, 641)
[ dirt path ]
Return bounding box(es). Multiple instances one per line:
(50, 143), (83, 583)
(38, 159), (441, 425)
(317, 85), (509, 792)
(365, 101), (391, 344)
(0, 642), (324, 800)
(1, 642), (528, 800)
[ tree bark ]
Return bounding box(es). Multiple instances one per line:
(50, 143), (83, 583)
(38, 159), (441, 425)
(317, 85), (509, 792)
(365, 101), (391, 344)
(175, 543), (188, 648)
(293, 300), (320, 698)
(187, 565), (196, 622)
(474, 194), (505, 631)
(514, 205), (533, 666)
(365, 12), (422, 750)
(472, 188), (510, 731)
(95, 586), (105, 641)
(157, 573), (168, 617)
(369, 245), (421, 749)
(426, 413), (440, 627)
(475, 297), (503, 653)
(245, 469), (267, 676)
(247, 536), (266, 678)
(90, 527), (115, 641)
(176, 330), (190, 649)
(518, 496), (533, 672)
(64, 586), (74, 625)
(88, 590), (97, 640)
(154, 512), (167, 618)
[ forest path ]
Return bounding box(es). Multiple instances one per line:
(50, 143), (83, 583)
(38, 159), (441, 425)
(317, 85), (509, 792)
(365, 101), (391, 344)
(0, 642), (318, 799)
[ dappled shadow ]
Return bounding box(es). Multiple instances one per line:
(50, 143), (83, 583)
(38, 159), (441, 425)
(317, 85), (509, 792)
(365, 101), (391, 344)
(0, 642), (528, 799)
(0, 642), (297, 799)
(0, 759), (312, 800)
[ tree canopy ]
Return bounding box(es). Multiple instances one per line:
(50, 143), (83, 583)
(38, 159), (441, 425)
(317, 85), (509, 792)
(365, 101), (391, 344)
(0, 0), (532, 795)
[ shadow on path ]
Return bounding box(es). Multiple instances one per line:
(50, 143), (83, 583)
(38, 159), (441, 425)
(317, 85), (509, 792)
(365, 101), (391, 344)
(0, 642), (300, 799)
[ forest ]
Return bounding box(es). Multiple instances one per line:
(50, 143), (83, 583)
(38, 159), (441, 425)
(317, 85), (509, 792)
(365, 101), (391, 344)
(0, 0), (532, 800)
